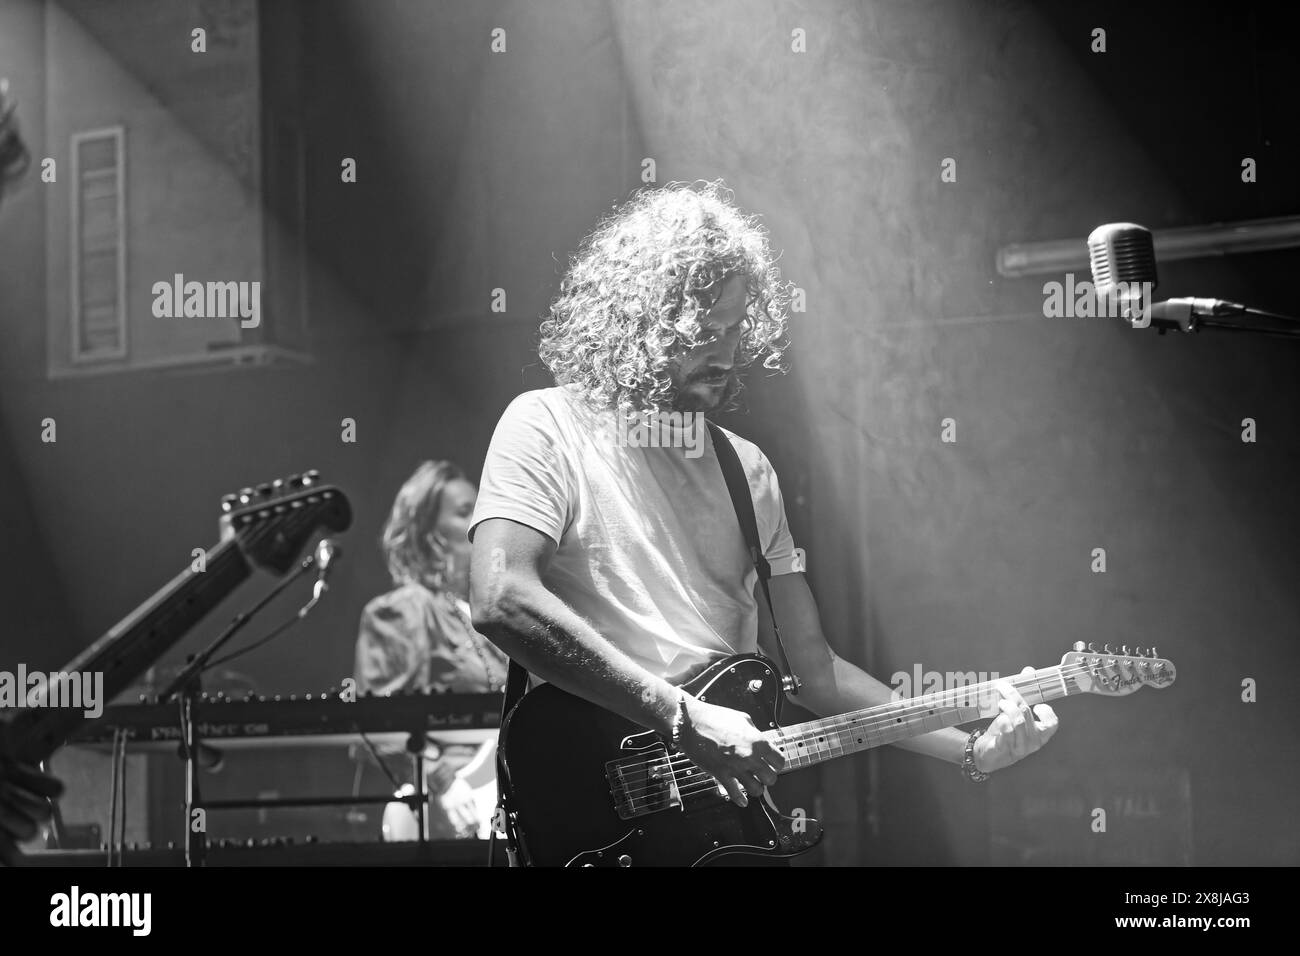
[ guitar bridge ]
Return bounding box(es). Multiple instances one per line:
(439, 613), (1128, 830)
(605, 746), (684, 820)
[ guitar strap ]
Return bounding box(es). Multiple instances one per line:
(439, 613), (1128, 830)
(501, 658), (529, 719)
(706, 421), (800, 694)
(495, 657), (529, 864)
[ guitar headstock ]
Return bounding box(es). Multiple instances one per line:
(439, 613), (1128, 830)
(1060, 642), (1176, 697)
(219, 470), (352, 575)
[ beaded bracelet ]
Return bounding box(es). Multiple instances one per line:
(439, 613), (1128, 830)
(962, 728), (990, 782)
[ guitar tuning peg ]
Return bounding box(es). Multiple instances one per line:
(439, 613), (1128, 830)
(237, 486), (255, 505)
(1121, 645), (1130, 656)
(220, 493), (238, 513)
(1087, 642), (1097, 653)
(270, 478), (285, 497)
(1072, 641), (1085, 652)
(1103, 643), (1112, 654)
(1150, 646), (1157, 658)
(255, 482), (273, 498)
(286, 473), (302, 489)
(303, 469), (321, 486)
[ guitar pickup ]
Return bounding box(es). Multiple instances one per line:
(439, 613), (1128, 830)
(605, 747), (682, 820)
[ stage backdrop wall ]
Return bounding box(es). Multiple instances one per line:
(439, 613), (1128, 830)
(1, 0), (1295, 864)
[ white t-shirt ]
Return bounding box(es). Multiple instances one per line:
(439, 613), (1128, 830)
(468, 385), (800, 684)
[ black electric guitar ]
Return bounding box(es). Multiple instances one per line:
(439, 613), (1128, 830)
(0, 471), (351, 766)
(498, 644), (1177, 866)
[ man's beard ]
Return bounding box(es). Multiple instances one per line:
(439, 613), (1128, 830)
(670, 370), (739, 413)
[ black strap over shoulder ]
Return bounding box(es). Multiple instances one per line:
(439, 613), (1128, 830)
(498, 423), (800, 710)
(501, 658), (529, 720)
(494, 657), (530, 865)
(706, 421), (800, 694)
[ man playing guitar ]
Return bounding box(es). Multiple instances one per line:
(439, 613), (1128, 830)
(468, 181), (1059, 864)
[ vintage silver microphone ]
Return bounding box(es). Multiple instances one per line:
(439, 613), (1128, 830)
(1085, 223), (1278, 333)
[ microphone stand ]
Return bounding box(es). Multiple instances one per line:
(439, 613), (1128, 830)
(1141, 301), (1300, 340)
(1087, 224), (1300, 340)
(157, 550), (319, 867)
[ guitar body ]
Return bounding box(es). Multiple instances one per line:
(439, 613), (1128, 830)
(498, 654), (822, 867)
(498, 644), (1177, 866)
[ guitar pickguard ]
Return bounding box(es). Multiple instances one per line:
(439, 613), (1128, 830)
(499, 654), (824, 866)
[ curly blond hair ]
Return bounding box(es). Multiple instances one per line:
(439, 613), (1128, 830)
(538, 180), (792, 412)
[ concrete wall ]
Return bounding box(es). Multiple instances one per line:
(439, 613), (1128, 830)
(607, 0), (1299, 864)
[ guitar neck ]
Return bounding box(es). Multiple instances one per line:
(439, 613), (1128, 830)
(768, 666), (1086, 773)
(5, 539), (252, 765)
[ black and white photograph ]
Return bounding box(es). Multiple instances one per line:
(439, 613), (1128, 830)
(0, 0), (1294, 928)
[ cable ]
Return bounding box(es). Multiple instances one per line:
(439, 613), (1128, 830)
(115, 731), (128, 866)
(354, 730), (405, 794)
(1241, 306), (1300, 325)
(198, 556), (324, 674)
(106, 729), (124, 867)
(203, 609), (308, 672)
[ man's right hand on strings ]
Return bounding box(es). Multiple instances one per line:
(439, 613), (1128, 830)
(675, 696), (784, 807)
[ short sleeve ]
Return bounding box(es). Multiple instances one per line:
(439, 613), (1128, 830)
(469, 391), (575, 545)
(755, 456), (801, 576)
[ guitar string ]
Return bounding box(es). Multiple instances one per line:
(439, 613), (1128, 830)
(620, 658), (1170, 806)
(619, 676), (1084, 805)
(611, 661), (1158, 804)
(613, 661), (1130, 802)
(614, 669), (1088, 805)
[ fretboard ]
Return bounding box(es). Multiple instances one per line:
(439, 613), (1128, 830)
(766, 666), (1085, 772)
(4, 539), (252, 764)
